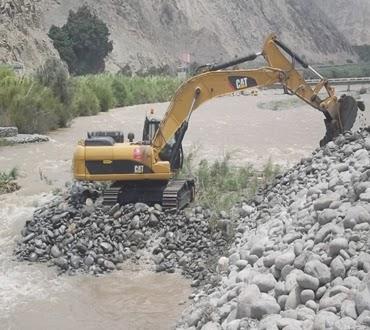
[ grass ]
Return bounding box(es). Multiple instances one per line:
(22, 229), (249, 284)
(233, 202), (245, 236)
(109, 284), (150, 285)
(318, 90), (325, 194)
(178, 150), (281, 212)
(257, 98), (304, 111)
(0, 167), (20, 194)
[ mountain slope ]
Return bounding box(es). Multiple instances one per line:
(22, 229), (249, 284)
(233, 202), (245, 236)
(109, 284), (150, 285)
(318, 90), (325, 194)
(313, 0), (370, 46)
(0, 0), (359, 72)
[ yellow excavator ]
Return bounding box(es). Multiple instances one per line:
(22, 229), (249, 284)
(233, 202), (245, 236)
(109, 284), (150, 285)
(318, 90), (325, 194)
(73, 34), (363, 209)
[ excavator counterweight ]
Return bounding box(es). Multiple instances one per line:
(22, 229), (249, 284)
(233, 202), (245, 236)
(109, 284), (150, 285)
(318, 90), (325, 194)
(73, 34), (364, 209)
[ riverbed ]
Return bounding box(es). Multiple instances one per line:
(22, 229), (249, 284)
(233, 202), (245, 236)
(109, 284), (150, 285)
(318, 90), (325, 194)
(0, 86), (368, 329)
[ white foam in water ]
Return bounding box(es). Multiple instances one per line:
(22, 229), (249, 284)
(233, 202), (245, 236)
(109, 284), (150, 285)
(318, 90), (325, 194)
(0, 194), (68, 317)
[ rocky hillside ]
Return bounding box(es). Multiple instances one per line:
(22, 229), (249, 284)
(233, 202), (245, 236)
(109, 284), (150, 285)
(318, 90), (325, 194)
(178, 128), (370, 329)
(314, 0), (370, 46)
(0, 0), (363, 72)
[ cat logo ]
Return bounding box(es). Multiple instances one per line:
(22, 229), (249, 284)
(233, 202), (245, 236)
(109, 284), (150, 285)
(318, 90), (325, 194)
(228, 76), (257, 90)
(134, 165), (144, 174)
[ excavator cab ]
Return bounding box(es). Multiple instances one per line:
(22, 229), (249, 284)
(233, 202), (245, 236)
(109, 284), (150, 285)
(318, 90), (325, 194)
(142, 113), (160, 143)
(142, 114), (183, 170)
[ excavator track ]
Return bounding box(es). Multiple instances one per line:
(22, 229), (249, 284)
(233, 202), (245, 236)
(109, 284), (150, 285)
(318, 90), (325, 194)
(162, 179), (195, 209)
(102, 186), (121, 206)
(102, 179), (195, 209)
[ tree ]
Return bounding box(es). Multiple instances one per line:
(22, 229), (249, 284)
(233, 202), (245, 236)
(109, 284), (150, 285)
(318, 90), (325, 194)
(48, 5), (113, 75)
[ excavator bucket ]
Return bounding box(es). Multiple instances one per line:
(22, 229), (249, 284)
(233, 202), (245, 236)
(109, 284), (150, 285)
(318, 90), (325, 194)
(338, 95), (358, 131)
(320, 95), (362, 146)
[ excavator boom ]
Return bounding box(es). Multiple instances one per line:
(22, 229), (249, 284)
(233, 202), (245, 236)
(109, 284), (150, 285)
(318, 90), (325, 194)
(151, 34), (356, 158)
(73, 34), (363, 209)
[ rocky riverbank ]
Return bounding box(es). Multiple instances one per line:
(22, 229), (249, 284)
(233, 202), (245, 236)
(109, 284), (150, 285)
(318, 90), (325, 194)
(14, 126), (370, 329)
(0, 126), (49, 144)
(177, 128), (370, 329)
(3, 134), (49, 144)
(14, 183), (230, 287)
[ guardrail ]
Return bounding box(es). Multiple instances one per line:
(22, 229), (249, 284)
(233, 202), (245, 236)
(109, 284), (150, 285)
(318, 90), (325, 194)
(306, 77), (370, 85)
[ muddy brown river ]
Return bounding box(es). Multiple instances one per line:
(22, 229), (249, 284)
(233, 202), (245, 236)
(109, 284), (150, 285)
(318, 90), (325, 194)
(0, 87), (368, 329)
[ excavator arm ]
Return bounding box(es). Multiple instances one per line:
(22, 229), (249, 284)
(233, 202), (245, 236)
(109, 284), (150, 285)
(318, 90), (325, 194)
(152, 34), (358, 159)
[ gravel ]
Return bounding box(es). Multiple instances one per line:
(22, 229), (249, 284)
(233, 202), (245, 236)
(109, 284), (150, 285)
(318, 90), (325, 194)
(0, 126), (17, 137)
(177, 127), (370, 329)
(4, 134), (49, 144)
(14, 126), (370, 329)
(14, 182), (229, 284)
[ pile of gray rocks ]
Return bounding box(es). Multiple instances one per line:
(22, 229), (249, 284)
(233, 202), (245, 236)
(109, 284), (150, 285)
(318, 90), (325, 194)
(4, 134), (49, 144)
(14, 182), (229, 284)
(0, 126), (49, 144)
(178, 128), (370, 330)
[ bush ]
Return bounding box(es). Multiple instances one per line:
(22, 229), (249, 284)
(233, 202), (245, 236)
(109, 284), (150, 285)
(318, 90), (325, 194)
(111, 77), (127, 107)
(35, 58), (74, 127)
(0, 64), (180, 134)
(84, 76), (116, 112)
(179, 152), (280, 211)
(48, 5), (113, 75)
(9, 79), (61, 134)
(0, 72), (62, 134)
(0, 167), (20, 194)
(71, 81), (100, 116)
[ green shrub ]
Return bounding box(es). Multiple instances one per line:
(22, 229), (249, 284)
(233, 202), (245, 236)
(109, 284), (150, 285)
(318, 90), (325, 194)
(0, 72), (62, 133)
(9, 80), (61, 134)
(0, 65), (180, 134)
(179, 152), (281, 211)
(111, 76), (127, 107)
(0, 167), (20, 194)
(49, 5), (113, 75)
(35, 58), (74, 127)
(76, 75), (116, 112)
(71, 81), (100, 116)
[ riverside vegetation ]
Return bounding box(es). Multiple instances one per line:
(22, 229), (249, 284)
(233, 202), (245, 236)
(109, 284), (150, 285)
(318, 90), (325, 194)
(0, 168), (20, 194)
(0, 60), (181, 134)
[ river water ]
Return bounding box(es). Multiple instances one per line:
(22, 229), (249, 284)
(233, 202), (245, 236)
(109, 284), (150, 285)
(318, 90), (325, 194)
(0, 88), (368, 329)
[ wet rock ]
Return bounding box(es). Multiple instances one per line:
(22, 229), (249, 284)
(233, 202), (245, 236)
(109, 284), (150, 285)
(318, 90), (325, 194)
(100, 242), (113, 253)
(84, 255), (95, 266)
(70, 255), (81, 268)
(217, 257), (229, 273)
(50, 245), (62, 258)
(54, 257), (68, 270)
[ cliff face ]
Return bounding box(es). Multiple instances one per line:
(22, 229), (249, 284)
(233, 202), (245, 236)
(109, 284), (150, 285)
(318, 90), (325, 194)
(0, 0), (364, 72)
(0, 0), (57, 70)
(313, 0), (370, 46)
